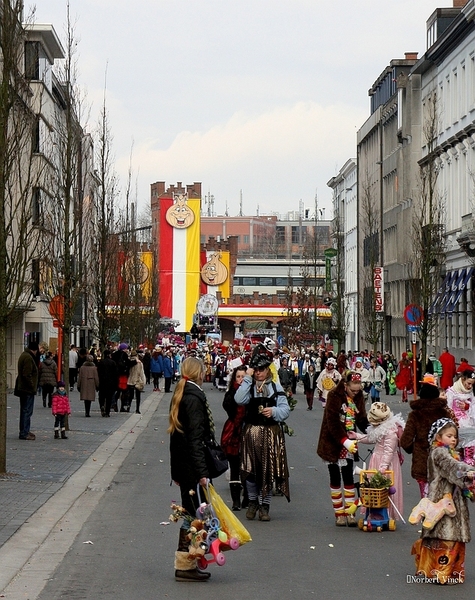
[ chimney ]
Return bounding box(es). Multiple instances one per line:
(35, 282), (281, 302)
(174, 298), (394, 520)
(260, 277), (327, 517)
(404, 52), (418, 61)
(453, 0), (468, 7)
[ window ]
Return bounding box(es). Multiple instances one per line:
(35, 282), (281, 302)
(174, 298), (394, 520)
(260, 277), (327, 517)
(25, 42), (40, 79)
(291, 226), (300, 244)
(243, 235), (249, 244)
(363, 232), (379, 266)
(275, 277), (287, 286)
(260, 277), (273, 286)
(243, 277), (256, 286)
(200, 235), (206, 244)
(32, 188), (41, 225)
(276, 226), (285, 243)
(32, 259), (40, 297)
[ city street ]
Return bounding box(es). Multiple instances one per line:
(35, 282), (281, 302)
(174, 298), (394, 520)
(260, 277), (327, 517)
(3, 383), (475, 599)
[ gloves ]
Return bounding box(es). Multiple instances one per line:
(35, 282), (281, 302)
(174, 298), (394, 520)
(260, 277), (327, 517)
(343, 438), (357, 454)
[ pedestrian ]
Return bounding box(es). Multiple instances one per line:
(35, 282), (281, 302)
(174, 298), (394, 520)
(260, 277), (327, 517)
(97, 349), (119, 417)
(457, 357), (474, 376)
(368, 357), (386, 400)
(112, 343), (133, 410)
(150, 346), (164, 392)
(168, 356), (213, 582)
(38, 351), (57, 408)
(69, 344), (78, 391)
(426, 350), (443, 386)
(278, 357), (294, 397)
(395, 352), (413, 402)
(162, 351), (175, 393)
(77, 355), (99, 417)
(411, 418), (475, 585)
(302, 363), (318, 410)
(16, 341), (39, 440)
(317, 371), (369, 526)
(316, 357), (341, 407)
(142, 348), (151, 385)
(400, 375), (454, 498)
(350, 402), (405, 520)
(439, 347), (457, 390)
(386, 360), (397, 395)
(51, 380), (71, 439)
(234, 349), (290, 522)
(446, 370), (475, 465)
(220, 364), (248, 511)
(127, 350), (146, 413)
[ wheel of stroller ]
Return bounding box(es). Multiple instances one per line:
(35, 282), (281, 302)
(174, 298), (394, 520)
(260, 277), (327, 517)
(229, 537), (240, 550)
(388, 519), (396, 531)
(216, 552), (226, 566)
(358, 519), (364, 530)
(376, 526), (382, 532)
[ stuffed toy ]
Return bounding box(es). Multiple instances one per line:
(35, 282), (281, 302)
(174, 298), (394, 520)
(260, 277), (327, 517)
(408, 493), (456, 530)
(187, 519), (208, 559)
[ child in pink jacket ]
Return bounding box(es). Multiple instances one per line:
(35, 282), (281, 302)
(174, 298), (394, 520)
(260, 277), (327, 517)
(51, 381), (71, 439)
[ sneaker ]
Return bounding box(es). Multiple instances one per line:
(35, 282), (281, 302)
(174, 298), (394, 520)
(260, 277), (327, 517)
(258, 504), (271, 521)
(19, 432), (36, 440)
(346, 514), (357, 527)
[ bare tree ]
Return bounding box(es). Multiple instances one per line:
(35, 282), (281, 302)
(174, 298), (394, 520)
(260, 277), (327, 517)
(0, 2), (46, 472)
(331, 203), (349, 350)
(409, 92), (446, 368)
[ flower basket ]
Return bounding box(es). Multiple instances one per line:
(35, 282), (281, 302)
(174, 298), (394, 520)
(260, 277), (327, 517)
(359, 470), (393, 508)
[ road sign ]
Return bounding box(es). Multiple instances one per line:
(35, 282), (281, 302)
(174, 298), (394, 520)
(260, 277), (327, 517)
(324, 247), (338, 258)
(407, 325), (420, 332)
(404, 304), (423, 326)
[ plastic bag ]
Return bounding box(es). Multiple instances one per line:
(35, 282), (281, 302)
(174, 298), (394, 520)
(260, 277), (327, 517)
(205, 484), (252, 546)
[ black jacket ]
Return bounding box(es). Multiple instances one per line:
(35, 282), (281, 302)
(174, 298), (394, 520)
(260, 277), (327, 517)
(97, 357), (119, 391)
(170, 382), (212, 484)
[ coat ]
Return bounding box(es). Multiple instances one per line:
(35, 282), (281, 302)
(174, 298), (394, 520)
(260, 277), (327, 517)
(162, 355), (174, 378)
(317, 380), (369, 463)
(423, 446), (474, 543)
(439, 351), (457, 390)
(97, 357), (119, 392)
(150, 353), (164, 375)
(51, 391), (71, 416)
(127, 359), (146, 390)
(302, 371), (318, 393)
(169, 382), (212, 484)
(400, 396), (451, 482)
(77, 361), (99, 401)
(39, 357), (57, 388)
(17, 349), (39, 395)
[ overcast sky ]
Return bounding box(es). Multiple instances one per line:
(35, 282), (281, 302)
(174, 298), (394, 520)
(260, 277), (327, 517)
(29, 0), (451, 219)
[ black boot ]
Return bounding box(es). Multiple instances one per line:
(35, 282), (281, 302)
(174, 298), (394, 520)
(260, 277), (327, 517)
(230, 483), (242, 511)
(175, 528), (210, 582)
(54, 429), (60, 439)
(61, 429), (68, 439)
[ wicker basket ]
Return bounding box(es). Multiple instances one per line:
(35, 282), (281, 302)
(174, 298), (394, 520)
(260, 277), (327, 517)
(360, 486), (389, 508)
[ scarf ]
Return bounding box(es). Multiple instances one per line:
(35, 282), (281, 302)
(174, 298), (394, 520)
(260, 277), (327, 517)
(255, 374), (273, 397)
(452, 378), (473, 397)
(364, 414), (405, 443)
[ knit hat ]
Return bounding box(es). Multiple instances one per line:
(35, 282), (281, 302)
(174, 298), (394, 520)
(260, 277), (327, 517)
(354, 357), (363, 365)
(419, 382), (440, 400)
(57, 380), (66, 388)
(118, 343), (128, 351)
(86, 354), (94, 362)
(326, 357), (337, 367)
(368, 402), (392, 425)
(428, 417), (456, 444)
(420, 373), (436, 386)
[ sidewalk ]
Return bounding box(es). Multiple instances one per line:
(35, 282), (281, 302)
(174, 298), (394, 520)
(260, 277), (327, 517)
(0, 385), (160, 549)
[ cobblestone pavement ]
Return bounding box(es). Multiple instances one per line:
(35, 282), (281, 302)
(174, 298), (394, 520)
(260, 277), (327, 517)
(0, 386), (158, 548)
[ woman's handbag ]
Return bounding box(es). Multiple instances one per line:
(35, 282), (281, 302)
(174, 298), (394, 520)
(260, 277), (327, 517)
(204, 484), (252, 546)
(204, 438), (229, 479)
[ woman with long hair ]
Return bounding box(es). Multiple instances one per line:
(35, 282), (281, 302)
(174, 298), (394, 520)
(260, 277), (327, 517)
(168, 356), (213, 582)
(221, 364), (248, 510)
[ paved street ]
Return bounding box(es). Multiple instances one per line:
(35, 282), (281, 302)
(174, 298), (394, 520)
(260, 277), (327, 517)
(1, 383), (475, 598)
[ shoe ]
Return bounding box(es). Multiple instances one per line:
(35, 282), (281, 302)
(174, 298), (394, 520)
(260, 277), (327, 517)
(112, 404), (118, 412)
(175, 568), (210, 582)
(70, 387), (74, 392)
(54, 430), (60, 439)
(100, 407), (105, 417)
(61, 431), (68, 439)
(346, 514), (357, 527)
(335, 515), (347, 527)
(85, 414), (90, 417)
(19, 432), (36, 440)
(307, 407), (313, 411)
(246, 502), (258, 520)
(104, 413), (110, 417)
(135, 410), (141, 414)
(43, 401), (46, 407)
(258, 504), (271, 521)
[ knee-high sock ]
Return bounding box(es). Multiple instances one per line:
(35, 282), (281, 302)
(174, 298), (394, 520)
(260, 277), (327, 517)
(331, 486), (344, 517)
(344, 485), (357, 514)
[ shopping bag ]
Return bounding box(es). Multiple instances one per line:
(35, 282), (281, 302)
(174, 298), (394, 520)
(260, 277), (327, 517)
(205, 484), (252, 546)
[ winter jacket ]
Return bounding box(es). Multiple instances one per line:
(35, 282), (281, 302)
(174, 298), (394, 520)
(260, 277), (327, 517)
(170, 382), (212, 484)
(439, 351), (457, 389)
(162, 355), (174, 378)
(97, 357), (119, 391)
(150, 353), (164, 375)
(39, 357), (58, 388)
(221, 385), (246, 456)
(302, 371), (318, 393)
(51, 391), (71, 416)
(423, 446), (474, 543)
(17, 350), (39, 395)
(400, 396), (451, 482)
(127, 359), (146, 390)
(317, 379), (368, 463)
(77, 361), (99, 401)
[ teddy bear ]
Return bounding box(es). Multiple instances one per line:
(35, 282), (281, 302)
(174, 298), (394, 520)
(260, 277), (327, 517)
(187, 519), (208, 559)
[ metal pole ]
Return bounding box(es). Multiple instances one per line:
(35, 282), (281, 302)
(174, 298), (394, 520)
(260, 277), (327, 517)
(412, 330), (417, 400)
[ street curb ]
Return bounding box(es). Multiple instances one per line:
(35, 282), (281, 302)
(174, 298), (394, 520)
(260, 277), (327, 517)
(0, 390), (163, 598)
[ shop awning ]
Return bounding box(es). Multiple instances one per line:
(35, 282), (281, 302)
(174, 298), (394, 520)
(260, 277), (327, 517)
(428, 272), (452, 316)
(444, 267), (474, 318)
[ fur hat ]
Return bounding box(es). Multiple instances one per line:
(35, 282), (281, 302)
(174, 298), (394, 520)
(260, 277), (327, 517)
(368, 402), (391, 425)
(428, 417), (456, 444)
(419, 382), (440, 400)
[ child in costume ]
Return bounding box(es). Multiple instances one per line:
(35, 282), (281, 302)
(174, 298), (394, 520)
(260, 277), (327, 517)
(412, 418), (475, 584)
(51, 381), (71, 439)
(387, 362), (397, 395)
(446, 370), (475, 465)
(350, 402), (405, 520)
(316, 357), (341, 407)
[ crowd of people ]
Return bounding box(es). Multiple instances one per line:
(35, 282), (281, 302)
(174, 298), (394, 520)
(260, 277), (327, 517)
(15, 335), (475, 585)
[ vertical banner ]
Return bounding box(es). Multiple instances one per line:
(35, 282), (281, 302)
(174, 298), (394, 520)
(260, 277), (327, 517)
(159, 194), (201, 331)
(325, 257), (331, 292)
(200, 250), (230, 300)
(374, 266), (384, 313)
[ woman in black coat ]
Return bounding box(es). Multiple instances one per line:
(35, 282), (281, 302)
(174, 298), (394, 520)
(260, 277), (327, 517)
(168, 356), (214, 582)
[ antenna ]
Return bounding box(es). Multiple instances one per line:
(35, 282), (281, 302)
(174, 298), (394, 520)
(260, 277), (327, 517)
(239, 189), (243, 216)
(225, 200), (229, 217)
